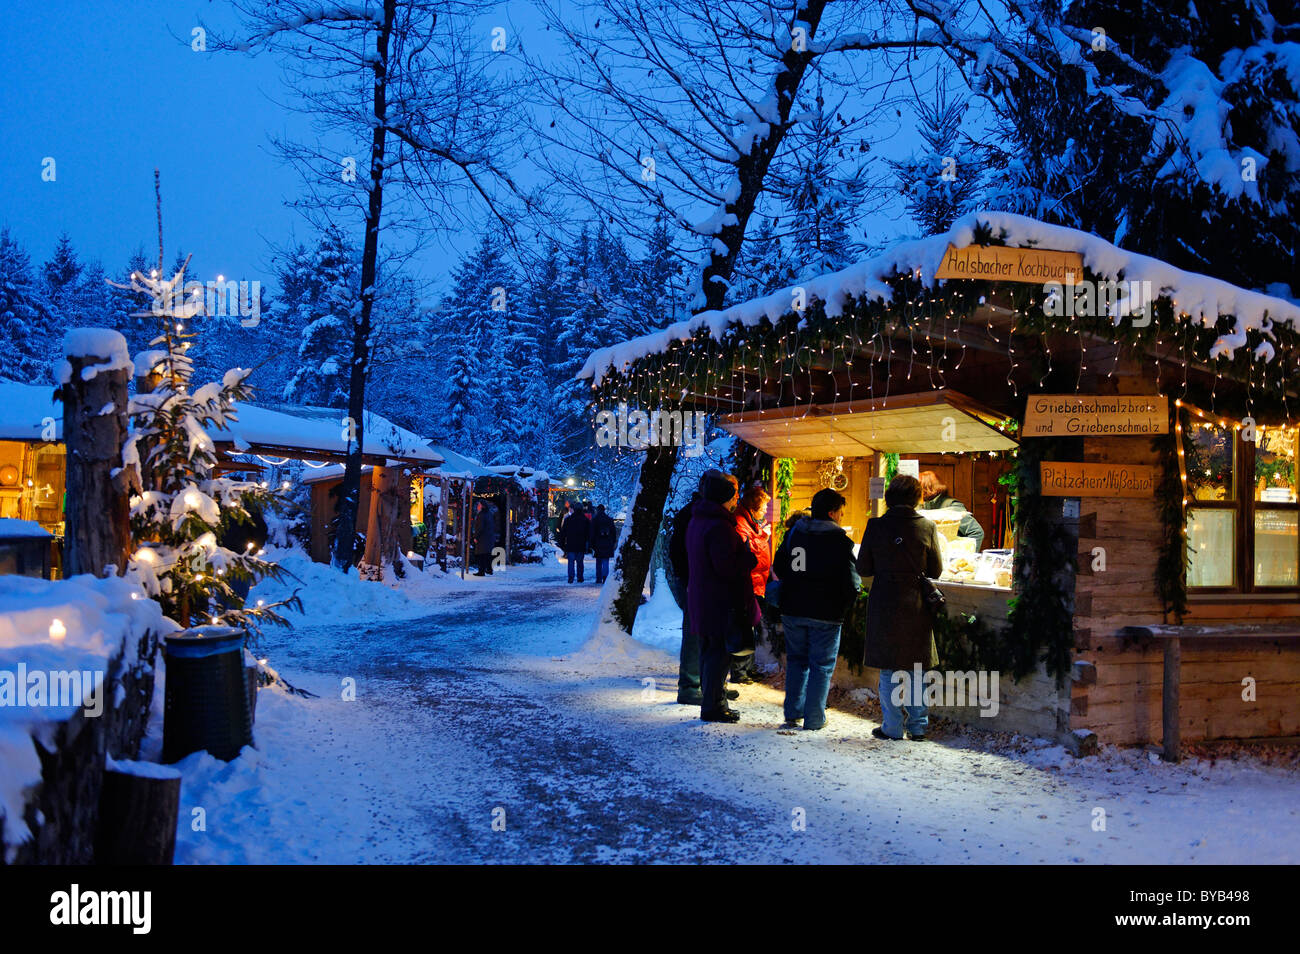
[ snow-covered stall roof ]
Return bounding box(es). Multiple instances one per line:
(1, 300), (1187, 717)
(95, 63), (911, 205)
(0, 382), (61, 442)
(217, 403), (443, 467)
(427, 446), (498, 480)
(300, 463), (372, 485)
(0, 519), (53, 540)
(580, 211), (1300, 385)
(486, 464), (550, 482)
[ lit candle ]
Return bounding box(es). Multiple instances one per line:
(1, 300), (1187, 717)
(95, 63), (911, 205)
(49, 618), (66, 642)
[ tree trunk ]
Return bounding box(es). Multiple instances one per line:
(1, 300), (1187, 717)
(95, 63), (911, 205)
(331, 0), (396, 572)
(61, 351), (131, 578)
(611, 444), (679, 632)
(605, 3), (828, 635)
(95, 765), (180, 865)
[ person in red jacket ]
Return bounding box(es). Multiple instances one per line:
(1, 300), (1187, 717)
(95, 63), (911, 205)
(732, 483), (772, 683)
(686, 470), (758, 723)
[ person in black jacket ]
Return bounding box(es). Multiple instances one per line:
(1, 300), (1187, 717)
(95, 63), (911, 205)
(667, 493), (702, 704)
(471, 500), (499, 576)
(559, 504), (591, 583)
(857, 474), (945, 742)
(771, 488), (860, 730)
(590, 504), (617, 583)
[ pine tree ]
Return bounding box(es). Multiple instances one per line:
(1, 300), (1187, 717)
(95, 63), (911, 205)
(731, 214), (795, 303)
(773, 105), (868, 279)
(436, 233), (518, 459)
(283, 228), (357, 408)
(41, 233), (83, 328)
(987, 0), (1299, 291)
(890, 87), (985, 236)
(121, 262), (299, 630)
(0, 229), (54, 382)
(626, 219), (686, 335)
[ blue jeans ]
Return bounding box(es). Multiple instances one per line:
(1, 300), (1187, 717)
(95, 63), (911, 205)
(566, 552), (585, 582)
(879, 668), (929, 738)
(594, 557), (610, 583)
(782, 616), (841, 730)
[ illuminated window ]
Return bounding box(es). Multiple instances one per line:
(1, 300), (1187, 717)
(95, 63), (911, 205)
(1187, 422), (1300, 592)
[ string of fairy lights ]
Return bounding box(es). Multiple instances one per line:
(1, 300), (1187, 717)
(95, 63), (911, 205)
(590, 267), (1300, 469)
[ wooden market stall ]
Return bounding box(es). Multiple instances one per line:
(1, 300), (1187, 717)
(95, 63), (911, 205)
(0, 384), (446, 578)
(583, 211), (1300, 756)
(0, 382), (67, 576)
(208, 403), (445, 570)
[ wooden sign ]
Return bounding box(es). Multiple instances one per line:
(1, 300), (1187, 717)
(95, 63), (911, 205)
(1039, 461), (1158, 498)
(1023, 394), (1168, 437)
(934, 245), (1084, 284)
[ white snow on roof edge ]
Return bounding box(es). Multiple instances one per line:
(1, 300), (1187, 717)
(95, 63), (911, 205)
(579, 211), (1300, 385)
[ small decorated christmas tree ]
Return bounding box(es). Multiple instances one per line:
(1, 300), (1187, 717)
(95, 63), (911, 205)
(119, 259), (300, 631)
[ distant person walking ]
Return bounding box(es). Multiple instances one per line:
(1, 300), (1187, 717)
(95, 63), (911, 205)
(686, 470), (757, 723)
(590, 504), (617, 584)
(471, 500), (499, 576)
(559, 502), (591, 583)
(856, 474), (944, 742)
(772, 489), (859, 730)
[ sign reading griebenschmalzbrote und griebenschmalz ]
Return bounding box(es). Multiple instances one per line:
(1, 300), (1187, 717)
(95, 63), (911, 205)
(933, 245), (1085, 284)
(1022, 394), (1169, 437)
(1039, 461), (1159, 497)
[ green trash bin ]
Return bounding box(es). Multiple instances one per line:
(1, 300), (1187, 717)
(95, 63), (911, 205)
(163, 627), (253, 763)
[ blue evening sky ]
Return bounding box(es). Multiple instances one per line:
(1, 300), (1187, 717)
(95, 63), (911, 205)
(0, 1), (933, 302)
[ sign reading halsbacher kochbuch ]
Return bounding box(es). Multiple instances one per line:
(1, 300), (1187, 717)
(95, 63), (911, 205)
(1039, 461), (1158, 497)
(1023, 394), (1169, 437)
(933, 244), (1084, 284)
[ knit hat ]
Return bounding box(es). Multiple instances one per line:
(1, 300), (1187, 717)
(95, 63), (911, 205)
(699, 469), (737, 505)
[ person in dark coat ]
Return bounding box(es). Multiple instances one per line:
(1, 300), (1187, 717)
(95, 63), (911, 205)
(772, 488), (860, 730)
(686, 470), (757, 723)
(666, 492), (702, 704)
(856, 474), (944, 741)
(471, 500), (499, 576)
(919, 470), (985, 550)
(590, 504), (617, 583)
(559, 503), (591, 583)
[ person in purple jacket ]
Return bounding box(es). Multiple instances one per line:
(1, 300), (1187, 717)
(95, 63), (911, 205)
(686, 470), (758, 723)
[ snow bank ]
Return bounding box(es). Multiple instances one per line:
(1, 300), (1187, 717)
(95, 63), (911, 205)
(580, 211), (1300, 384)
(0, 573), (175, 853)
(247, 546), (469, 625)
(630, 570), (685, 653)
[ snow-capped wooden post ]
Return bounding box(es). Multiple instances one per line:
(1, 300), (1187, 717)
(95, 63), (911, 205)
(59, 328), (133, 578)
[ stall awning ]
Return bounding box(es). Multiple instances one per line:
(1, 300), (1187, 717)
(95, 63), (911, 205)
(718, 389), (1017, 459)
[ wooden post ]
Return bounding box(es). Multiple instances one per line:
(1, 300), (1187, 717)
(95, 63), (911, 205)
(503, 489), (512, 566)
(360, 465), (400, 578)
(95, 764), (181, 864)
(460, 479), (471, 579)
(435, 475), (448, 571)
(60, 331), (132, 578)
(1162, 636), (1181, 762)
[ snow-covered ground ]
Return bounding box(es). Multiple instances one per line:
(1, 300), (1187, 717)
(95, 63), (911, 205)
(157, 554), (1299, 864)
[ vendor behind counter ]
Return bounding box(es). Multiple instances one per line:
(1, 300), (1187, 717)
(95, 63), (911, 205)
(919, 470), (984, 550)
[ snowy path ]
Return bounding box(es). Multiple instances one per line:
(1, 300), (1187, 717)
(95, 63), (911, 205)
(170, 562), (1299, 864)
